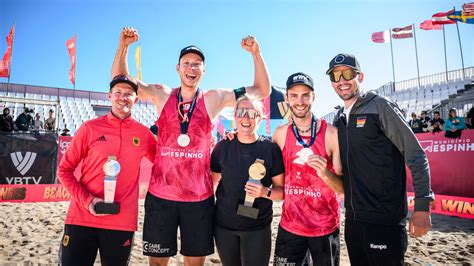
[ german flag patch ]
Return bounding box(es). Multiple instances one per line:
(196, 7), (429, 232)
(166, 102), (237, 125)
(356, 116), (366, 128)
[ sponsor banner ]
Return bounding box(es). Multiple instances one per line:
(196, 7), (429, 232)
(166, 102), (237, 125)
(407, 192), (474, 219)
(0, 132), (58, 185)
(0, 184), (71, 202)
(407, 130), (474, 198)
(58, 136), (73, 164)
(0, 183), (150, 203)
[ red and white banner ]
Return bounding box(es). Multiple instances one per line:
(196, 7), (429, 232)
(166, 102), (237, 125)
(432, 9), (456, 25)
(391, 25), (413, 39)
(66, 35), (77, 85)
(0, 25), (15, 78)
(408, 192), (473, 219)
(406, 130), (474, 199)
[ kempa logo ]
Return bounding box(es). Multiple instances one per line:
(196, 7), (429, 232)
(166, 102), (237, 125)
(10, 152), (37, 175)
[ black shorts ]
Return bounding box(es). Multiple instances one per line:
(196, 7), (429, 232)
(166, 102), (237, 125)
(143, 193), (215, 257)
(58, 224), (134, 266)
(274, 225), (340, 266)
(215, 224), (271, 266)
(344, 219), (407, 266)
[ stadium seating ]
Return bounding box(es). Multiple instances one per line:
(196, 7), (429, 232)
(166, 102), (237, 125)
(322, 67), (474, 123)
(0, 86), (158, 135)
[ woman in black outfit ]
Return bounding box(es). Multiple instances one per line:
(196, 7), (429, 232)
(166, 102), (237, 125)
(211, 95), (285, 266)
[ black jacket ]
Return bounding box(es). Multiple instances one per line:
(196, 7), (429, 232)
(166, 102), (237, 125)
(0, 114), (14, 131)
(333, 91), (434, 226)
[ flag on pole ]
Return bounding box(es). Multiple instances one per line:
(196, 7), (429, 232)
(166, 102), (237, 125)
(391, 25), (413, 39)
(66, 35), (77, 85)
(135, 45), (142, 80)
(463, 2), (474, 15)
(432, 10), (456, 25)
(0, 25), (15, 78)
(371, 30), (390, 43)
(420, 19), (443, 30)
(448, 11), (474, 24)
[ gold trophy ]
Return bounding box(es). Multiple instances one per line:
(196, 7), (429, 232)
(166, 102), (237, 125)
(237, 159), (266, 219)
(94, 156), (121, 214)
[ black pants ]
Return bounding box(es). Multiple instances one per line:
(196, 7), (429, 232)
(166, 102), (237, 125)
(345, 219), (408, 266)
(58, 224), (134, 266)
(215, 224), (271, 266)
(274, 225), (340, 266)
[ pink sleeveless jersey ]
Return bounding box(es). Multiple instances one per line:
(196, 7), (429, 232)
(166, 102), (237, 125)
(148, 88), (213, 202)
(280, 120), (340, 237)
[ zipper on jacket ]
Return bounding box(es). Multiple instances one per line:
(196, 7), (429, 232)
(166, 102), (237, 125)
(119, 120), (123, 155)
(346, 126), (356, 220)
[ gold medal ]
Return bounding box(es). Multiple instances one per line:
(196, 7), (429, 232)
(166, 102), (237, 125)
(248, 159), (266, 181)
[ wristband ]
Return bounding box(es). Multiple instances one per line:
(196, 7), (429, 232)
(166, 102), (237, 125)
(266, 187), (272, 198)
(234, 87), (247, 100)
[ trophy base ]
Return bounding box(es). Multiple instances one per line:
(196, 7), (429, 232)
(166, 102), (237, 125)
(237, 204), (259, 219)
(94, 202), (120, 214)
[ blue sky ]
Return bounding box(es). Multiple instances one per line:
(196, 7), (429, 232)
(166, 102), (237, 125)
(0, 0), (472, 117)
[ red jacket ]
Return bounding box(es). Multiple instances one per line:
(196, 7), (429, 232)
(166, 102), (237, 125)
(58, 112), (156, 231)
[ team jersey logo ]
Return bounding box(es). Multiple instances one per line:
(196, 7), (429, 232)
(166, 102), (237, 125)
(356, 116), (366, 128)
(133, 137), (140, 147)
(63, 235), (69, 246)
(293, 148), (313, 165)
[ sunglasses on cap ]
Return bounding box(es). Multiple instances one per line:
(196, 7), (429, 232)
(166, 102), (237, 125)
(329, 69), (359, 83)
(235, 108), (260, 119)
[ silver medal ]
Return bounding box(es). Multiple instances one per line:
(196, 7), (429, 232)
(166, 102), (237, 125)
(299, 148), (314, 163)
(177, 134), (191, 147)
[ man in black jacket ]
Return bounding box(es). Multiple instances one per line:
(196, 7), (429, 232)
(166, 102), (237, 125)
(327, 53), (434, 266)
(0, 107), (14, 132)
(15, 107), (33, 131)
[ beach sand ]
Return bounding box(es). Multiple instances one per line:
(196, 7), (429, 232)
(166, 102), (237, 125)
(0, 201), (473, 265)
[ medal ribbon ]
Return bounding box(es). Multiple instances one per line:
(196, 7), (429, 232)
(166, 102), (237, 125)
(178, 87), (200, 135)
(291, 114), (317, 148)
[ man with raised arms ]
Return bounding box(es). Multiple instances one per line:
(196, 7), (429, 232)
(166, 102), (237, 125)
(111, 27), (270, 266)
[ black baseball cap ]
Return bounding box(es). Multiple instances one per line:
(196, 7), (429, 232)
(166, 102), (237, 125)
(286, 72), (314, 91)
(109, 74), (138, 93)
(179, 45), (205, 62)
(326, 53), (361, 74)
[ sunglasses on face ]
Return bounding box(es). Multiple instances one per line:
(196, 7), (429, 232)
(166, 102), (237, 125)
(329, 69), (359, 83)
(235, 108), (260, 119)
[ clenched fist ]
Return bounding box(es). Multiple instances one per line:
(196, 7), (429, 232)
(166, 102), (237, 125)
(120, 26), (139, 46)
(241, 35), (260, 54)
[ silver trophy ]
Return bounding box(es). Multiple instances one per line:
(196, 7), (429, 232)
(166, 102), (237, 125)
(94, 156), (121, 214)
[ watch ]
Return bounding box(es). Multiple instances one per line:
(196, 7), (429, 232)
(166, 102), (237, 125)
(266, 187), (272, 198)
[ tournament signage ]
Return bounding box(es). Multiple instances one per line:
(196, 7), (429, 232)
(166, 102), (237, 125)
(0, 132), (58, 185)
(406, 130), (474, 198)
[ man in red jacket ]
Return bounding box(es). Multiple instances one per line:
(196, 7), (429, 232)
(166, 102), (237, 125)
(58, 75), (156, 265)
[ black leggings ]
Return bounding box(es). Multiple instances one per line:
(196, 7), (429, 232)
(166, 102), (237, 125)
(215, 224), (271, 266)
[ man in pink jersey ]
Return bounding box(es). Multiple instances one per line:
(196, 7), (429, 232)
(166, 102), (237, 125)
(58, 75), (156, 265)
(272, 72), (343, 265)
(111, 27), (270, 266)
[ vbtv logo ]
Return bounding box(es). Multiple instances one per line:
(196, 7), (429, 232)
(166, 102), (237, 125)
(10, 152), (37, 175)
(5, 151), (42, 185)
